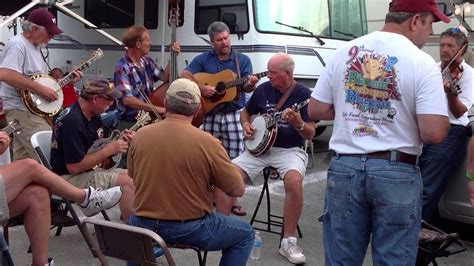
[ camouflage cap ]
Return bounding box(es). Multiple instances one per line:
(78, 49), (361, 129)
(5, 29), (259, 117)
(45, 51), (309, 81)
(81, 76), (122, 100)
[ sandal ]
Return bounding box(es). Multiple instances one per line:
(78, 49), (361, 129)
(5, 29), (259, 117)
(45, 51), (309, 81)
(231, 205), (247, 216)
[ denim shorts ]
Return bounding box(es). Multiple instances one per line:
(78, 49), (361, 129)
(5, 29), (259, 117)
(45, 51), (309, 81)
(321, 154), (422, 266)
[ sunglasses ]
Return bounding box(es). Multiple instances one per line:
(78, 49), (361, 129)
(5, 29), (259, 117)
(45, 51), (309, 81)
(448, 28), (462, 34)
(99, 94), (114, 101)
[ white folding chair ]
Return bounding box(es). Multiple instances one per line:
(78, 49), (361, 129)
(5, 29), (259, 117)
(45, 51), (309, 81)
(80, 217), (176, 266)
(30, 130), (110, 258)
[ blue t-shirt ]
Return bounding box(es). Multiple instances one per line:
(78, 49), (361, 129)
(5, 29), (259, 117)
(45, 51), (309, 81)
(185, 48), (253, 113)
(51, 101), (103, 175)
(246, 81), (311, 148)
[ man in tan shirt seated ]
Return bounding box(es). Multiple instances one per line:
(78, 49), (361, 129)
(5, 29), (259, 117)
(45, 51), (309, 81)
(127, 78), (254, 265)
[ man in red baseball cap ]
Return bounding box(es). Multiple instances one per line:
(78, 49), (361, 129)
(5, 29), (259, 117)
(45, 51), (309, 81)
(27, 8), (63, 35)
(0, 7), (82, 163)
(389, 0), (450, 23)
(308, 0), (452, 265)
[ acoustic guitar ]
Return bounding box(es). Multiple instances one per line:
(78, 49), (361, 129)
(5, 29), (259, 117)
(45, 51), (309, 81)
(193, 70), (268, 114)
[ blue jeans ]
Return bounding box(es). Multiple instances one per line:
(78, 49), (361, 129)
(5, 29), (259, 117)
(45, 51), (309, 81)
(321, 154), (422, 266)
(419, 124), (468, 221)
(128, 212), (254, 266)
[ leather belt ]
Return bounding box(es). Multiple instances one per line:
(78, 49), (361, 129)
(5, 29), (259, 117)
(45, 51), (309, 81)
(335, 151), (417, 165)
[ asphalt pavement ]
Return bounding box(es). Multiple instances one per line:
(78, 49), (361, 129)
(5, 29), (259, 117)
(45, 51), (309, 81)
(7, 128), (474, 265)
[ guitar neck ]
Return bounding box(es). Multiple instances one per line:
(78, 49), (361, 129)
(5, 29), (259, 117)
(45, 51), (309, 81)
(224, 71), (268, 88)
(2, 125), (16, 135)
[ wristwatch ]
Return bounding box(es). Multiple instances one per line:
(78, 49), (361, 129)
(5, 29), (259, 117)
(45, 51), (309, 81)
(296, 122), (305, 131)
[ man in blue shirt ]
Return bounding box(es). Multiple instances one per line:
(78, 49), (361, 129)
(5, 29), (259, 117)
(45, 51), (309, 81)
(180, 21), (259, 215)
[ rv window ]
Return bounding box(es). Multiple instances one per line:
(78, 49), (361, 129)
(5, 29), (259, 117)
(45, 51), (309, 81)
(254, 0), (367, 40)
(195, 0), (249, 34)
(85, 0), (135, 28)
(0, 0), (31, 16)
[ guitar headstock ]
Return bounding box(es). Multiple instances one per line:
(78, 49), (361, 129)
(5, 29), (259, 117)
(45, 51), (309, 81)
(3, 119), (21, 135)
(135, 111), (152, 127)
(93, 49), (104, 60)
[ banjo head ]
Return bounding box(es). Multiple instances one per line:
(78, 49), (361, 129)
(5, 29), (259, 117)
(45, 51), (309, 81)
(28, 75), (64, 115)
(245, 114), (276, 156)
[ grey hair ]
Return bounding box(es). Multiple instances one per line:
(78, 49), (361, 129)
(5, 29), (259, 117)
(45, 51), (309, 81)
(440, 28), (469, 55)
(166, 91), (199, 116)
(385, 12), (431, 24)
(21, 20), (44, 33)
(207, 21), (230, 41)
(275, 52), (295, 73)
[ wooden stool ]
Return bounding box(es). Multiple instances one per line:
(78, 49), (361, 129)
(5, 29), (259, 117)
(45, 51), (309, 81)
(249, 167), (303, 243)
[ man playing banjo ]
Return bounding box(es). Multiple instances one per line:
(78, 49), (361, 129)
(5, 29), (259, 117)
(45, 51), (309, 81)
(0, 8), (82, 161)
(222, 52), (315, 264)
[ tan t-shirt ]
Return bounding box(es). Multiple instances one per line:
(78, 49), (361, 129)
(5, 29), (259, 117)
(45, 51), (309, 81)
(128, 118), (243, 220)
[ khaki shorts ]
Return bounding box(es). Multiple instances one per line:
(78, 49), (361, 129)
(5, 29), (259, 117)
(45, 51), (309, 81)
(0, 174), (9, 225)
(5, 109), (51, 161)
(62, 168), (126, 189)
(232, 147), (308, 182)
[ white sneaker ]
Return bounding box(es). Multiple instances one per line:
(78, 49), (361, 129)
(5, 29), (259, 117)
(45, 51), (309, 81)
(279, 237), (306, 264)
(80, 186), (122, 217)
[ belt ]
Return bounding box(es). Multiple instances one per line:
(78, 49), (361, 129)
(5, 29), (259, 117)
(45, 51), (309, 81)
(335, 151), (417, 165)
(158, 216), (205, 223)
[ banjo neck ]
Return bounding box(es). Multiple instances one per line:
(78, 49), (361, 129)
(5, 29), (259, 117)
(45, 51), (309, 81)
(269, 99), (309, 128)
(57, 48), (104, 88)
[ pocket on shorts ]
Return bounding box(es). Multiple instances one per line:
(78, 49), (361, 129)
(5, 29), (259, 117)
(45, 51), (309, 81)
(325, 170), (353, 219)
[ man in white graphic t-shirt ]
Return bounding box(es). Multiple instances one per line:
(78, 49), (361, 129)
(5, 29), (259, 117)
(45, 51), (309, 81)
(307, 0), (450, 265)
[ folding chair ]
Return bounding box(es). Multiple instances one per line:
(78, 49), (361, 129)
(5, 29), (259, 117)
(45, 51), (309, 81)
(250, 167), (303, 246)
(80, 217), (176, 266)
(30, 130), (110, 257)
(416, 220), (466, 266)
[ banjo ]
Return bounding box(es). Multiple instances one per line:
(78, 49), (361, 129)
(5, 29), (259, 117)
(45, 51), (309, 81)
(21, 48), (104, 117)
(88, 110), (151, 170)
(244, 99), (309, 157)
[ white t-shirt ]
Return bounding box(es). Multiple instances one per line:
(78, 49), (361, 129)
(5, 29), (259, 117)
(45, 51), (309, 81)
(312, 31), (448, 156)
(0, 34), (47, 111)
(439, 61), (472, 126)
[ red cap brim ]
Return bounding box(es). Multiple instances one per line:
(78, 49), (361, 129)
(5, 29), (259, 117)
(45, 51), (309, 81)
(432, 10), (450, 23)
(46, 25), (63, 35)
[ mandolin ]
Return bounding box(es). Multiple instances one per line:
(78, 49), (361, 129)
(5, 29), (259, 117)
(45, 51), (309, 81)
(88, 111), (150, 170)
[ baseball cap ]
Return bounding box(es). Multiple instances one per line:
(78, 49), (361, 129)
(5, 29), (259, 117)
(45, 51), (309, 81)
(166, 79), (201, 104)
(81, 77), (122, 100)
(389, 0), (450, 23)
(27, 8), (63, 35)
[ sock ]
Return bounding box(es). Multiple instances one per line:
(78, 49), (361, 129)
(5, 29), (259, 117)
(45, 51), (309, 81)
(80, 187), (91, 207)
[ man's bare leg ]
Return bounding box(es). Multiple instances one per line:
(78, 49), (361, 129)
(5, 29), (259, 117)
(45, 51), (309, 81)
(116, 173), (135, 221)
(282, 170), (303, 237)
(3, 159), (86, 203)
(8, 184), (51, 266)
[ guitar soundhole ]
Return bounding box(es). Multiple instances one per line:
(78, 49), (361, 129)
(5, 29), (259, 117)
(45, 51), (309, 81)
(215, 82), (226, 94)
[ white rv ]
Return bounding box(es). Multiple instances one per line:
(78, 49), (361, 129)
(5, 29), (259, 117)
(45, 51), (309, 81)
(1, 0), (368, 85)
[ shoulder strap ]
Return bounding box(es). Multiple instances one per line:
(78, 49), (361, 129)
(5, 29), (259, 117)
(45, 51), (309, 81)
(275, 81), (297, 111)
(234, 50), (241, 78)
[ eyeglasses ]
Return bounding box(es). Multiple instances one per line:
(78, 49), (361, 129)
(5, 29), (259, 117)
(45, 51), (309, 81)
(99, 94), (114, 101)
